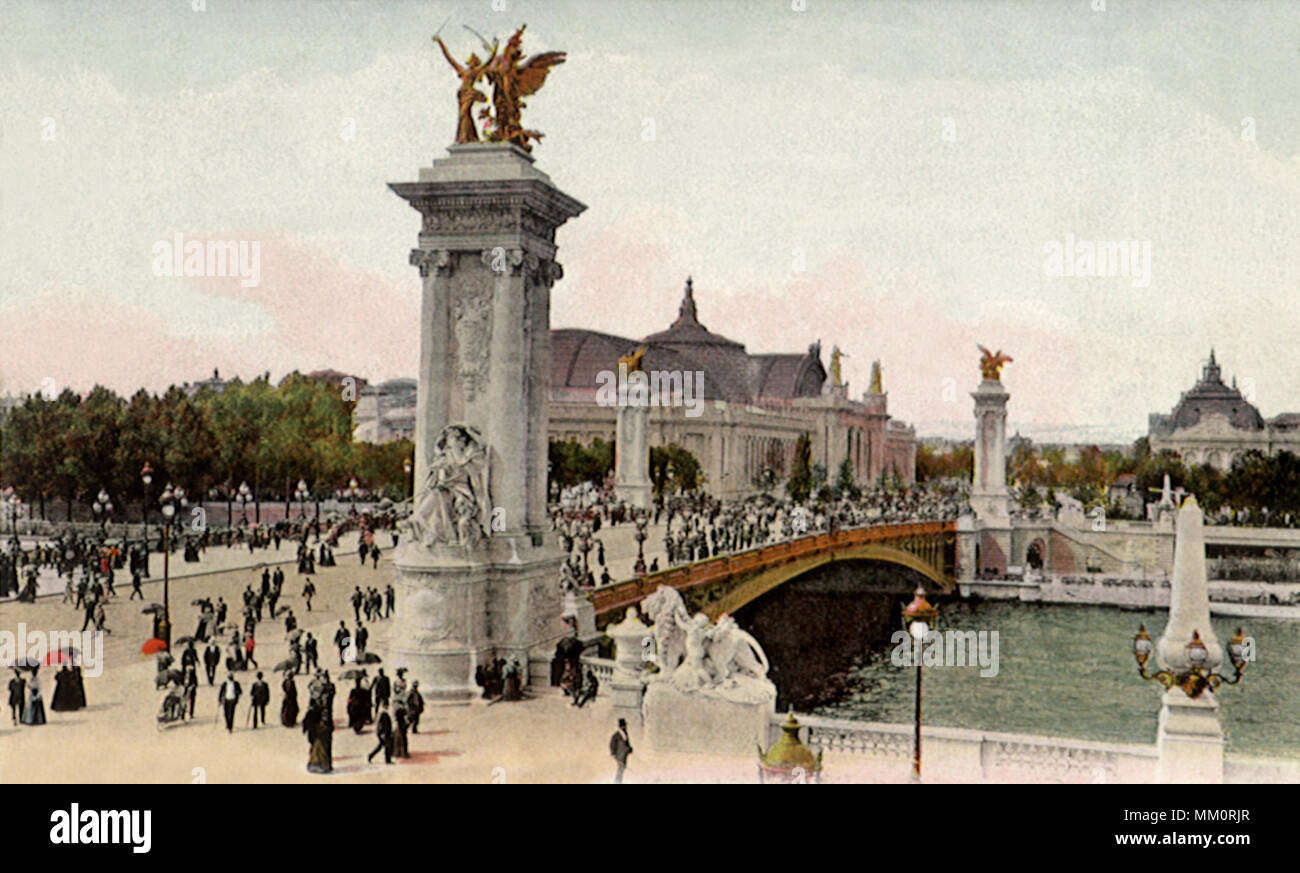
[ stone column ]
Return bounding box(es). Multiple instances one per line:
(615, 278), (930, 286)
(387, 143), (586, 701)
(1154, 496), (1224, 783)
(970, 379), (1011, 522)
(614, 403), (652, 510)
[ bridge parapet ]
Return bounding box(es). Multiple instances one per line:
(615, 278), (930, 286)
(590, 520), (956, 621)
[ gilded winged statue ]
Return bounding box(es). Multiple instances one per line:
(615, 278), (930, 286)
(435, 36), (497, 144)
(479, 25), (567, 152)
(977, 345), (1013, 381)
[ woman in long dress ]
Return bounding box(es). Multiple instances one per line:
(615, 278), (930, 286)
(70, 665), (87, 709)
(50, 666), (76, 712)
(21, 669), (46, 726)
(280, 674), (299, 727)
(346, 678), (369, 733)
(303, 703), (332, 774)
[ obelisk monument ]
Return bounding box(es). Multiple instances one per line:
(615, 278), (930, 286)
(1154, 496), (1225, 783)
(386, 27), (585, 700)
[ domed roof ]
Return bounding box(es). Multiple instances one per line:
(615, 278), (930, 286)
(550, 278), (824, 404)
(1167, 350), (1264, 432)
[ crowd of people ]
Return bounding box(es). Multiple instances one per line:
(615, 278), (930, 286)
(547, 479), (968, 586)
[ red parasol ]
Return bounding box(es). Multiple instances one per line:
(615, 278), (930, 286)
(44, 646), (79, 666)
(141, 638), (169, 655)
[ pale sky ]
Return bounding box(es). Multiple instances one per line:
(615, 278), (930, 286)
(1, 0), (1297, 443)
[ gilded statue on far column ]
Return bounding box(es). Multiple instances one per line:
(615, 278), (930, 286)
(977, 345), (1013, 381)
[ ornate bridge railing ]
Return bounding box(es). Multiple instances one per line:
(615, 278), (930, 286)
(768, 712), (1159, 783)
(590, 519), (956, 620)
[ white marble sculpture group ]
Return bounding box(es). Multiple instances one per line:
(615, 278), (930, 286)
(639, 585), (773, 704)
(403, 423), (492, 549)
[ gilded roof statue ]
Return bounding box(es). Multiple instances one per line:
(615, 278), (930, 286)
(977, 345), (1013, 381)
(434, 24), (566, 152)
(618, 345), (647, 373)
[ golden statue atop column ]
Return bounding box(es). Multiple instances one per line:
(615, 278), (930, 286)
(435, 24), (566, 153)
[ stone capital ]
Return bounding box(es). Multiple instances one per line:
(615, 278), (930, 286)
(410, 248), (453, 277)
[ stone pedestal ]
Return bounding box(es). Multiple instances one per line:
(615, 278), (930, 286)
(643, 681), (777, 757)
(970, 379), (1011, 523)
(606, 610), (650, 725)
(387, 143), (586, 701)
(1155, 688), (1224, 784)
(614, 404), (652, 510)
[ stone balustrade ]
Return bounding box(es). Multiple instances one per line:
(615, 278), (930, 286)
(579, 655), (616, 685)
(768, 711), (1300, 783)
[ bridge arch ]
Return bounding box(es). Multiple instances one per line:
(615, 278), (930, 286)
(702, 542), (950, 620)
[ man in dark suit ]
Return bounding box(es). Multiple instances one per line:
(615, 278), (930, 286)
(218, 673), (242, 733)
(334, 621), (350, 665)
(366, 701), (394, 765)
(181, 641), (198, 675)
(249, 672), (270, 727)
(202, 640), (221, 685)
(372, 668), (390, 712)
(609, 718), (633, 783)
(8, 670), (26, 725)
(407, 681), (424, 734)
(304, 633), (319, 672)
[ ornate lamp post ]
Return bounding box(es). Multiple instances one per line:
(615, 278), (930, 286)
(93, 489), (113, 538)
(140, 463), (153, 575)
(1132, 625), (1248, 699)
(577, 520), (593, 580)
(633, 511), (649, 577)
(7, 494), (21, 542)
(348, 477), (359, 512)
(237, 481), (252, 523)
(157, 483), (179, 649)
(295, 479), (310, 522)
(403, 459), (413, 502)
(901, 585), (939, 782)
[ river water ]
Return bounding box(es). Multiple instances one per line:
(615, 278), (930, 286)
(808, 600), (1300, 759)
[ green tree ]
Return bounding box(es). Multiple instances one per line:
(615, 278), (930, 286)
(834, 456), (858, 499)
(650, 444), (702, 497)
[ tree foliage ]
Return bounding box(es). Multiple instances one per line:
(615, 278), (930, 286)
(0, 373), (411, 518)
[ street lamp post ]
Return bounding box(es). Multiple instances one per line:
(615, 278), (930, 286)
(238, 481), (251, 524)
(1132, 625), (1248, 699)
(8, 494), (21, 542)
(141, 463), (153, 577)
(902, 585), (939, 782)
(577, 520), (593, 580)
(158, 484), (178, 649)
(348, 477), (359, 513)
(633, 511), (648, 577)
(93, 489), (112, 538)
(403, 459), (413, 502)
(295, 479), (309, 523)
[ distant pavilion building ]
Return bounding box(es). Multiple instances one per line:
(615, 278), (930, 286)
(548, 278), (916, 499)
(1148, 350), (1300, 470)
(354, 377), (417, 444)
